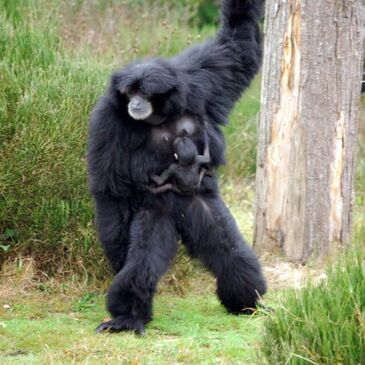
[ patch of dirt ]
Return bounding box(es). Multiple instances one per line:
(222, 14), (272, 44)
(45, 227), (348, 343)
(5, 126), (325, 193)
(262, 256), (326, 290)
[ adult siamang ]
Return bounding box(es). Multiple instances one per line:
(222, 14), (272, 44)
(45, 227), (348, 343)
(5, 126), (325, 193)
(88, 0), (267, 335)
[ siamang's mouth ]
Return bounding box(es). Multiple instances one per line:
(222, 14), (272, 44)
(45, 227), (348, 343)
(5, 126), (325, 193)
(128, 106), (153, 121)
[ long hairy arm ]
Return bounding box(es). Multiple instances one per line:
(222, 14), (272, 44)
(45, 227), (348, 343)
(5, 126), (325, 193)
(87, 96), (132, 197)
(87, 94), (134, 272)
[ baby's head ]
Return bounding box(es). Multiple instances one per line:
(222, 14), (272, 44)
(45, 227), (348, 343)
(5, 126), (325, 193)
(173, 137), (198, 166)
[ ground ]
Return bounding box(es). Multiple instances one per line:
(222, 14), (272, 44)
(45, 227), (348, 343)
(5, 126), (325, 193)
(0, 256), (324, 365)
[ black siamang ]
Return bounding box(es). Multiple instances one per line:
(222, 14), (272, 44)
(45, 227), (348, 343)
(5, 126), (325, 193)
(88, 0), (267, 335)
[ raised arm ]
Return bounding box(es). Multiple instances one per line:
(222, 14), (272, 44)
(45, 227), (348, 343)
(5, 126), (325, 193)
(172, 0), (264, 125)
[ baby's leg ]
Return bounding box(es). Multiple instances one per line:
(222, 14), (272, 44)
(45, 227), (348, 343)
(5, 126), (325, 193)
(145, 184), (182, 195)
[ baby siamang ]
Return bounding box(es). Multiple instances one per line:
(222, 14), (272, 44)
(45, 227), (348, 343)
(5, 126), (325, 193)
(88, 0), (266, 335)
(146, 131), (212, 195)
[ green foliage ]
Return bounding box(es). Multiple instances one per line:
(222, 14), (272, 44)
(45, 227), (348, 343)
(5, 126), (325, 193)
(1, 0), (25, 22)
(261, 248), (365, 365)
(190, 0), (220, 28)
(0, 0), (109, 275)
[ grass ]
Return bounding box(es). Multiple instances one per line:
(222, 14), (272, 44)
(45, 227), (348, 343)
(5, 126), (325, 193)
(0, 0), (106, 274)
(0, 286), (266, 364)
(261, 248), (365, 365)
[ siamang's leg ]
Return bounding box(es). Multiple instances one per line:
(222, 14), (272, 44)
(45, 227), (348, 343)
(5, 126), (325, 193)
(176, 195), (267, 314)
(94, 193), (131, 273)
(96, 209), (179, 335)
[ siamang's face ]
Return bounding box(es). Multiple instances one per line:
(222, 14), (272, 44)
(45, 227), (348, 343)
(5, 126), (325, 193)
(114, 60), (183, 125)
(173, 137), (197, 166)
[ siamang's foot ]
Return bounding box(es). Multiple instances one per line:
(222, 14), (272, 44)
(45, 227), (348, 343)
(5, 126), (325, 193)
(95, 316), (145, 336)
(230, 302), (273, 316)
(257, 302), (274, 314)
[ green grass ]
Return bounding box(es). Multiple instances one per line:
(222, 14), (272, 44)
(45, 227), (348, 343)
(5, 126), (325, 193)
(0, 289), (265, 364)
(261, 248), (365, 365)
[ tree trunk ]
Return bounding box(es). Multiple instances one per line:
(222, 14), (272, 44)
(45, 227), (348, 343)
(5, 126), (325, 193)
(254, 0), (365, 262)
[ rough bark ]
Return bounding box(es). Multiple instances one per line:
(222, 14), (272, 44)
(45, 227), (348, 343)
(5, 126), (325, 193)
(254, 0), (365, 262)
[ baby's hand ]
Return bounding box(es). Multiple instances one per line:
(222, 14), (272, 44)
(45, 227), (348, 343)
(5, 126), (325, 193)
(151, 174), (163, 185)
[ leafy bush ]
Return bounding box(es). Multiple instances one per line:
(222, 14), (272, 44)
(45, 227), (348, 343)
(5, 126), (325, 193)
(261, 248), (365, 365)
(0, 0), (109, 276)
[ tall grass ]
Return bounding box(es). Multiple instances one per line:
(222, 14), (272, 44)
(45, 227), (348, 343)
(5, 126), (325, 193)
(261, 247), (365, 364)
(0, 0), (109, 276)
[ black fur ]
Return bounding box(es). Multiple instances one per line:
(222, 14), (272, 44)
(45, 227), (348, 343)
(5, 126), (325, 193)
(88, 0), (266, 334)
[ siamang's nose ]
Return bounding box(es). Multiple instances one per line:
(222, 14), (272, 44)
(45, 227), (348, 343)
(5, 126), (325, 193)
(131, 99), (141, 109)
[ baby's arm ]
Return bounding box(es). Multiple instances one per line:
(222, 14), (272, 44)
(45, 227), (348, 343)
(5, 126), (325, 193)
(196, 130), (210, 164)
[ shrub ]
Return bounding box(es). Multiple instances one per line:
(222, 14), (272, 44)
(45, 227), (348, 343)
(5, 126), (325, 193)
(0, 0), (109, 276)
